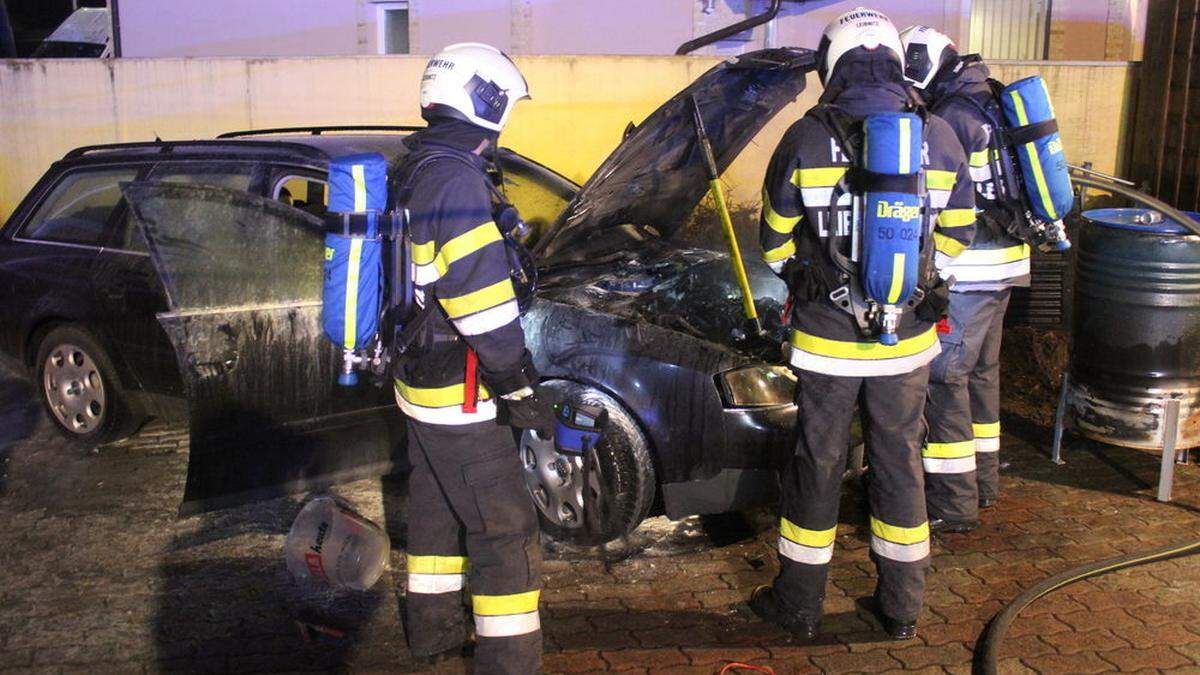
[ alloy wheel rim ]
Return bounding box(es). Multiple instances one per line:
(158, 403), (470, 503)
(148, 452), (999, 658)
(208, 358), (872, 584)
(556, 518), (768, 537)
(43, 343), (106, 434)
(519, 430), (588, 530)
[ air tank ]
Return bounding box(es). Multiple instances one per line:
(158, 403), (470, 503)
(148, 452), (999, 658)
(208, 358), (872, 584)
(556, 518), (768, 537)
(1067, 208), (1200, 450)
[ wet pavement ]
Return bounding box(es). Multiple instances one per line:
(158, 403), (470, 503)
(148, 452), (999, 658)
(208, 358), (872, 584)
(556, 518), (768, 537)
(0, 363), (1199, 674)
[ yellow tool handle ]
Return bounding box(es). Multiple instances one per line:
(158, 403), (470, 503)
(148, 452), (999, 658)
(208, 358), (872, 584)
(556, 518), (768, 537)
(708, 178), (760, 323)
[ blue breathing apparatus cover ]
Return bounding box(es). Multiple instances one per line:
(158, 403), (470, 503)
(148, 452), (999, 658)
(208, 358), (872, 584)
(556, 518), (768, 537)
(321, 153), (388, 357)
(1000, 76), (1073, 223)
(861, 112), (923, 313)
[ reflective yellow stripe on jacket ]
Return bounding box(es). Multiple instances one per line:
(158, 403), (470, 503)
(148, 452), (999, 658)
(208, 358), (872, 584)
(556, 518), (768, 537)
(788, 326), (941, 377)
(394, 380), (496, 425)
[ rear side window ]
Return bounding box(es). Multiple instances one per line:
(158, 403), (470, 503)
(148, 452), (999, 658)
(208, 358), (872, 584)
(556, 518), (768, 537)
(18, 168), (138, 246)
(148, 162), (259, 191)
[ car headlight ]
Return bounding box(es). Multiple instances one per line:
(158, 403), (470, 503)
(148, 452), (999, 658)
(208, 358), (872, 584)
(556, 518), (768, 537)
(717, 365), (797, 408)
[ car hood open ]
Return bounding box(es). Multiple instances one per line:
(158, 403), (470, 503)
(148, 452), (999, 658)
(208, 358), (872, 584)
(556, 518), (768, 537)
(534, 47), (815, 265)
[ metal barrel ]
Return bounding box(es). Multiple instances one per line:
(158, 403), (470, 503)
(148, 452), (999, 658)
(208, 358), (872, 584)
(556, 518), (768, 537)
(1068, 208), (1200, 450)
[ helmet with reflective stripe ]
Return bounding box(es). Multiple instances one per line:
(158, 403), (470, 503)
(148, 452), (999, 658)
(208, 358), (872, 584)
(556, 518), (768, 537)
(899, 25), (959, 90)
(816, 7), (905, 86)
(420, 43), (531, 132)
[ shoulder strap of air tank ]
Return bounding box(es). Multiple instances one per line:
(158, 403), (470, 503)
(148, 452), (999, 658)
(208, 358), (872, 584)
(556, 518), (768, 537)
(805, 104), (860, 276)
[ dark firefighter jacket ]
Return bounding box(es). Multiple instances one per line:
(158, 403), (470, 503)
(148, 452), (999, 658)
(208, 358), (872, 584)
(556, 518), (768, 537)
(392, 121), (532, 425)
(759, 56), (977, 377)
(926, 59), (1031, 290)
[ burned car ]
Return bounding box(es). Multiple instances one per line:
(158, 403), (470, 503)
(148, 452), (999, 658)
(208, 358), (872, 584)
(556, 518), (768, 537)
(0, 48), (816, 543)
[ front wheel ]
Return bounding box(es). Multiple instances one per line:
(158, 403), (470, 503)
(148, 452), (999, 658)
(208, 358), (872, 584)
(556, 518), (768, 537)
(519, 380), (656, 546)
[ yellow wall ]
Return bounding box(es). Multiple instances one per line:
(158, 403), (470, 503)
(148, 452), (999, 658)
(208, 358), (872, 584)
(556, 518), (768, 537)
(0, 56), (1136, 222)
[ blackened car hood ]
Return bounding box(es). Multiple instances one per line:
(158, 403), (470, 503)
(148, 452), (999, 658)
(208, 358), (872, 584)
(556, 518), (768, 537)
(534, 47), (816, 264)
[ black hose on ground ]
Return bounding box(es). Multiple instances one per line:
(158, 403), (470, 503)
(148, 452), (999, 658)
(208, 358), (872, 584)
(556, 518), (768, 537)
(975, 539), (1200, 674)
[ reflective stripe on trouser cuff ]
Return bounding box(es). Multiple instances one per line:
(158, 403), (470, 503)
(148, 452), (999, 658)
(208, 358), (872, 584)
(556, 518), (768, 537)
(474, 611), (540, 637)
(923, 455), (977, 474)
(973, 421), (1001, 437)
(452, 299), (520, 336)
(870, 517), (930, 563)
(976, 436), (1001, 452)
(408, 572), (466, 594)
(970, 165), (993, 182)
(778, 518), (836, 565)
(473, 590), (541, 637)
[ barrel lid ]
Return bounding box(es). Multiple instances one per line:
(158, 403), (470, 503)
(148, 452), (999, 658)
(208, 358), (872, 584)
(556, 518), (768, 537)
(1083, 208), (1198, 235)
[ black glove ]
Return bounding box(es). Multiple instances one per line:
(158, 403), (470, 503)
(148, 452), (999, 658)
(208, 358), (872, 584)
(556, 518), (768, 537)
(781, 258), (828, 302)
(501, 388), (554, 438)
(915, 278), (952, 322)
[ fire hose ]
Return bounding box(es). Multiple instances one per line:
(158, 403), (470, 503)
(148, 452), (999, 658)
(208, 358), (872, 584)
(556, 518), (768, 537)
(975, 538), (1200, 674)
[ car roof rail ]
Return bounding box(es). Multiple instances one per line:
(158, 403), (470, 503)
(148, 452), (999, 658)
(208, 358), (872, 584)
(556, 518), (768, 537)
(62, 139), (328, 161)
(216, 125), (425, 138)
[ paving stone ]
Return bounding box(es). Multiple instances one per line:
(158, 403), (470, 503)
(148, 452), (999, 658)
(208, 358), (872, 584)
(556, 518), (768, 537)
(1020, 650), (1118, 674)
(543, 649), (609, 673)
(601, 648), (688, 671)
(891, 642), (973, 670)
(810, 649), (902, 673)
(1054, 608), (1141, 633)
(1098, 646), (1193, 671)
(1042, 629), (1128, 655)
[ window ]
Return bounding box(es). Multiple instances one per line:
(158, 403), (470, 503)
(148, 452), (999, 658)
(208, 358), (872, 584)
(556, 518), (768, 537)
(19, 168), (139, 246)
(375, 2), (410, 55)
(274, 175), (329, 217)
(498, 159), (577, 245)
(148, 162), (258, 191)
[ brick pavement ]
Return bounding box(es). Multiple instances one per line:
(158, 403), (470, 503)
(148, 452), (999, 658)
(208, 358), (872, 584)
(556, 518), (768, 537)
(1, 366), (1199, 674)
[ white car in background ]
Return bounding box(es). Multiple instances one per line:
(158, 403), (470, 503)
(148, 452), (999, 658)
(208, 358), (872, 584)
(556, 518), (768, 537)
(32, 7), (112, 58)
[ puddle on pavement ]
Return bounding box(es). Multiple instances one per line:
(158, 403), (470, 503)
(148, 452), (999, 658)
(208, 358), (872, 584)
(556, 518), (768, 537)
(545, 509), (774, 562)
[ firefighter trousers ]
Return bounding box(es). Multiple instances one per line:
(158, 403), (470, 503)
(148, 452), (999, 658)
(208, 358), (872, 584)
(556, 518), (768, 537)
(774, 366), (932, 623)
(403, 418), (542, 674)
(924, 288), (1010, 522)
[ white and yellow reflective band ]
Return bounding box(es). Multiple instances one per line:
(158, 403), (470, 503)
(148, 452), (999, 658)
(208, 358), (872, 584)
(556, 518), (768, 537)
(923, 455), (976, 474)
(778, 518), (836, 565)
(473, 590), (541, 638)
(934, 231), (967, 258)
(1009, 89), (1058, 220)
(343, 238), (364, 350)
(791, 166), (847, 188)
(762, 238), (796, 264)
(923, 440), (976, 459)
(394, 380), (491, 408)
(412, 239), (437, 266)
(406, 555), (467, 594)
(969, 150), (990, 168)
(869, 517), (931, 563)
(887, 252), (905, 304)
(923, 440), (978, 473)
(439, 221), (502, 269)
(938, 208), (975, 229)
(352, 163), (367, 213)
(393, 384), (497, 425)
(439, 278), (517, 319)
(791, 326), (938, 361)
(943, 256), (1031, 283)
(452, 299), (520, 336)
(926, 169), (956, 191)
(788, 327), (941, 376)
(898, 116), (912, 174)
(762, 189), (802, 235)
(953, 243), (1031, 266)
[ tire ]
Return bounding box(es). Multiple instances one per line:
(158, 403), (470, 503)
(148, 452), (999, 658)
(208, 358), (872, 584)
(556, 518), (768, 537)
(518, 380), (656, 546)
(35, 325), (142, 446)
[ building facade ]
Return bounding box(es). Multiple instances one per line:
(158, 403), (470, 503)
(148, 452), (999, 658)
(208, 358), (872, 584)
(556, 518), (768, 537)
(111, 0), (1146, 61)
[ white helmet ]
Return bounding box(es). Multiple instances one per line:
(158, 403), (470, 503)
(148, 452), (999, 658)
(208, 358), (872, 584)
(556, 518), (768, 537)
(899, 25), (959, 90)
(419, 43), (530, 132)
(817, 8), (905, 85)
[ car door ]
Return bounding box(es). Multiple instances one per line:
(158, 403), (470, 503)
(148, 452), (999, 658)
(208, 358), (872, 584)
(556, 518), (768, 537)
(122, 179), (403, 515)
(94, 161), (264, 397)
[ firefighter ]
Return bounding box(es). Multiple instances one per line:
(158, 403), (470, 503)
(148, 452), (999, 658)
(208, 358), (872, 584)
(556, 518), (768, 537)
(900, 26), (1029, 531)
(394, 43), (549, 673)
(752, 9), (976, 641)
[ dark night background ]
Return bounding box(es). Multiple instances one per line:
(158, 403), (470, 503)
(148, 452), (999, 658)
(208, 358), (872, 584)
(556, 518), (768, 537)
(4, 0), (106, 55)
